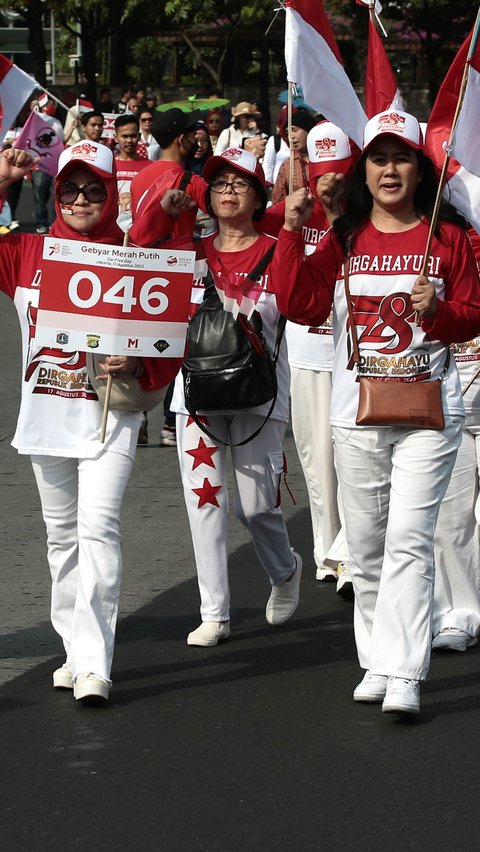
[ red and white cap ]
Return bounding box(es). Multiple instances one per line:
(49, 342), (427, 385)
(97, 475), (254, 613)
(307, 120), (361, 179)
(363, 110), (424, 152)
(202, 146), (267, 189)
(57, 140), (114, 181)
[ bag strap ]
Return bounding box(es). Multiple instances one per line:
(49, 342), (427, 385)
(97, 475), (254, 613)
(179, 169), (192, 192)
(185, 243), (286, 447)
(343, 251), (450, 379)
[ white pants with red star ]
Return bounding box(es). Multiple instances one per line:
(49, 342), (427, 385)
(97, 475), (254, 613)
(31, 451), (134, 682)
(176, 412), (296, 622)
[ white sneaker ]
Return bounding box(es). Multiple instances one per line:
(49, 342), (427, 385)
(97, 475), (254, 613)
(336, 561), (354, 599)
(265, 552), (302, 625)
(159, 426), (176, 447)
(53, 663), (73, 690)
(315, 566), (338, 582)
(74, 672), (110, 704)
(187, 621), (230, 647)
(432, 628), (478, 652)
(353, 672), (388, 703)
(382, 677), (420, 715)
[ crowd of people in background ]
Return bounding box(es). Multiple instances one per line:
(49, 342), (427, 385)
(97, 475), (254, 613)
(1, 80), (480, 717)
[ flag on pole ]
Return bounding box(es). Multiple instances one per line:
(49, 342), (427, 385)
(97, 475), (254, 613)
(450, 26), (480, 178)
(284, 0), (367, 147)
(0, 54), (37, 145)
(424, 26), (480, 233)
(365, 15), (404, 117)
(14, 109), (64, 177)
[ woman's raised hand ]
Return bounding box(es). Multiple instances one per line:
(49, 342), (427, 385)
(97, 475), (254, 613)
(161, 189), (196, 218)
(0, 148), (35, 192)
(316, 172), (345, 223)
(284, 187), (316, 232)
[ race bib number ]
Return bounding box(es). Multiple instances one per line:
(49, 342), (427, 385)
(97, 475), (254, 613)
(35, 238), (195, 357)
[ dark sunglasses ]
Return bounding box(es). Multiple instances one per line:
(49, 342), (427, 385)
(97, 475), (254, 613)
(56, 181), (107, 205)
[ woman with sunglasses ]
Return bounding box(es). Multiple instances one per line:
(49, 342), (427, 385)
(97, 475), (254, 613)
(170, 147), (302, 647)
(0, 142), (189, 705)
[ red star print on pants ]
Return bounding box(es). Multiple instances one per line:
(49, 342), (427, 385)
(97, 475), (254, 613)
(186, 415), (209, 427)
(192, 477), (222, 508)
(186, 437), (218, 470)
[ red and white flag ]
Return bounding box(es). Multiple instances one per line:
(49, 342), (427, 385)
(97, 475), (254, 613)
(75, 97), (94, 114)
(425, 26), (480, 233)
(14, 109), (64, 176)
(365, 15), (404, 117)
(450, 27), (480, 178)
(0, 53), (37, 145)
(285, 0), (367, 147)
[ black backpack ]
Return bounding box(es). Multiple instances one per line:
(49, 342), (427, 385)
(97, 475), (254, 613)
(182, 246), (286, 446)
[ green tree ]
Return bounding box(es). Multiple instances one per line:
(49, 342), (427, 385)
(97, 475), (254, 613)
(48, 0), (126, 101)
(326, 0), (476, 103)
(0, 0), (48, 85)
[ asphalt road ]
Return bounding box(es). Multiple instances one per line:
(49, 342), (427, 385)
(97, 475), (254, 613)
(1, 184), (480, 851)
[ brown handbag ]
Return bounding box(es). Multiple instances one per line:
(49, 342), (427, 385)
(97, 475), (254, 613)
(344, 255), (446, 430)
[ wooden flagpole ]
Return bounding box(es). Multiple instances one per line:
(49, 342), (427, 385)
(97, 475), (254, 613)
(288, 80), (295, 194)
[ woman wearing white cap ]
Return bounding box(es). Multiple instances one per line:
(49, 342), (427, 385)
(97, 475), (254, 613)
(0, 142), (181, 705)
(270, 109), (480, 715)
(170, 147), (302, 647)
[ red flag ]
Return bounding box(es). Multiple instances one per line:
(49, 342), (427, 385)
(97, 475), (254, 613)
(425, 27), (480, 233)
(285, 0), (367, 147)
(365, 17), (404, 117)
(15, 110), (64, 176)
(0, 54), (37, 145)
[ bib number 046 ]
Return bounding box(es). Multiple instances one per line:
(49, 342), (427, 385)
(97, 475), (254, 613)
(68, 271), (170, 315)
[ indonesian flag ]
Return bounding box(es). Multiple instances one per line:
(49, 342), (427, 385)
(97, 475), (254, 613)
(74, 97), (94, 115)
(450, 30), (480, 178)
(0, 54), (37, 145)
(285, 0), (367, 147)
(14, 109), (64, 176)
(365, 16), (404, 117)
(425, 27), (480, 233)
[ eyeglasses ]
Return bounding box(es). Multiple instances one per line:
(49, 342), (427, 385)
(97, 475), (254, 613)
(210, 179), (253, 195)
(56, 182), (107, 205)
(140, 117), (152, 122)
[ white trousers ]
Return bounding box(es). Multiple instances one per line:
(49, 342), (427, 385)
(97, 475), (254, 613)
(433, 418), (480, 638)
(31, 451), (134, 681)
(332, 417), (463, 680)
(290, 367), (348, 567)
(176, 413), (296, 622)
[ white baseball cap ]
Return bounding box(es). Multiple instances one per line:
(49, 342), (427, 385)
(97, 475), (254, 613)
(363, 110), (423, 152)
(307, 120), (360, 178)
(202, 146), (267, 188)
(57, 140), (114, 181)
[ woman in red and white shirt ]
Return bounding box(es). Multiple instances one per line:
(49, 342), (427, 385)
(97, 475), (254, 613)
(271, 110), (480, 716)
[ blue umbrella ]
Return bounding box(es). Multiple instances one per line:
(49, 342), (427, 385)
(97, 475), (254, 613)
(277, 88), (313, 111)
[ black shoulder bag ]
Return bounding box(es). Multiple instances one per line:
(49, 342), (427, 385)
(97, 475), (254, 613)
(182, 245), (286, 446)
